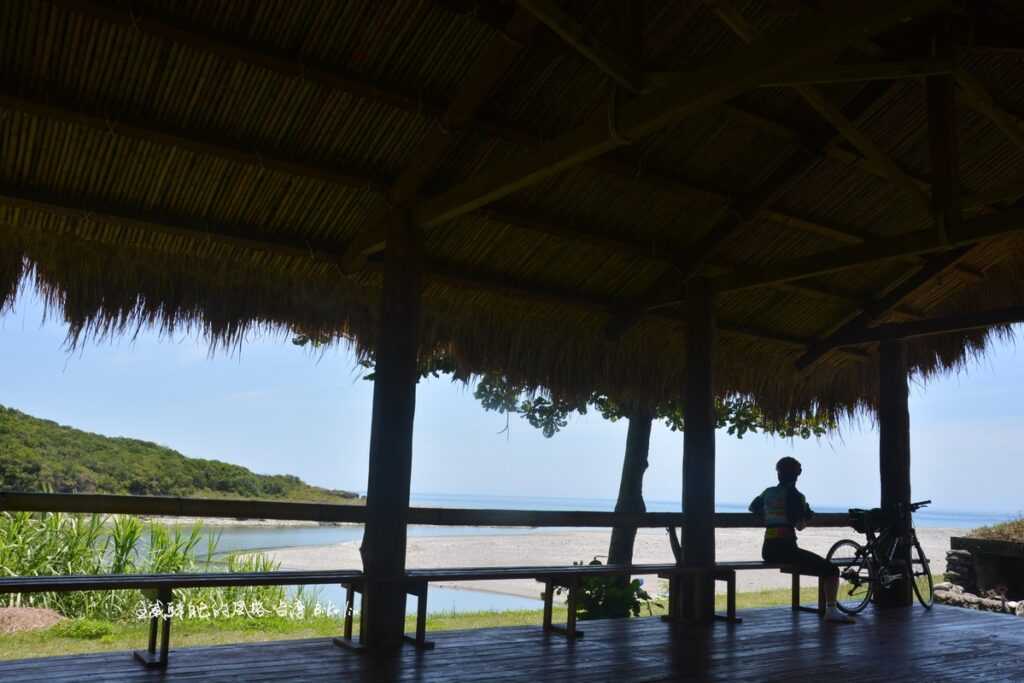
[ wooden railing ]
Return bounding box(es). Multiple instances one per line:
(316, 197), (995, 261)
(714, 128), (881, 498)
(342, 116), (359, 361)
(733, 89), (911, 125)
(0, 491), (853, 528)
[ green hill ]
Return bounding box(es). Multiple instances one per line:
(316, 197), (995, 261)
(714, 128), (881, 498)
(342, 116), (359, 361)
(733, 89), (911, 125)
(0, 405), (361, 504)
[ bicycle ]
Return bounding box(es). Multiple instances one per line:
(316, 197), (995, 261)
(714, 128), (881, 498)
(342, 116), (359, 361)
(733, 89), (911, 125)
(825, 499), (933, 614)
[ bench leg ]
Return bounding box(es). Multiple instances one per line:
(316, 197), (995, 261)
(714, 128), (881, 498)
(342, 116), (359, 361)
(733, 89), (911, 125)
(661, 575), (690, 624)
(343, 583), (355, 640)
(542, 580), (554, 631)
(660, 576), (679, 623)
(566, 577), (579, 638)
(333, 581), (368, 652)
(788, 572), (823, 614)
(709, 571), (742, 624)
(543, 578), (584, 639)
(134, 586), (172, 668)
(402, 582), (435, 650)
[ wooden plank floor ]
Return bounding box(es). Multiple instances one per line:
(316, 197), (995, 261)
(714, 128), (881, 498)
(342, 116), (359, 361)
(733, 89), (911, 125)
(1, 605), (1021, 682)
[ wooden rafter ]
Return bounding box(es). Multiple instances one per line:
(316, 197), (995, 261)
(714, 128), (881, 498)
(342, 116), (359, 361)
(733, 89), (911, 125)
(712, 208), (1024, 293)
(338, 8), (537, 272)
(364, 1), (947, 254)
(0, 93), (390, 192)
(708, 0), (933, 214)
(46, 0), (943, 258)
(725, 104), (933, 196)
(0, 91), (886, 312)
(517, 0), (644, 92)
(955, 68), (1024, 155)
(648, 57), (954, 90)
(0, 88), (869, 265)
(481, 206), (864, 306)
(603, 78), (902, 338)
(793, 247), (975, 369)
(926, 72), (961, 243)
(826, 305), (1024, 347)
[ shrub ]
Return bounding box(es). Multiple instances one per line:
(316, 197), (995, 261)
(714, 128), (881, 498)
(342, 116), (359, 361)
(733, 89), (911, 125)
(555, 559), (661, 621)
(52, 618), (114, 639)
(0, 511), (288, 621)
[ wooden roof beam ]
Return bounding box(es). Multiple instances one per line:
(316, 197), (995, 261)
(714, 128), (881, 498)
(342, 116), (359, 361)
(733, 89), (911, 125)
(828, 305), (1024, 347)
(713, 208), (1024, 293)
(0, 90), (893, 311)
(49, 0), (932, 258)
(0, 89), (818, 246)
(338, 8), (537, 271)
(0, 92), (390, 193)
(603, 73), (908, 338)
(831, 305), (1024, 348)
(420, 259), (867, 358)
(955, 68), (1024, 156)
(709, 0), (933, 215)
(517, 0), (645, 92)
(724, 104), (932, 194)
(793, 246), (975, 368)
(648, 57), (953, 90)
(383, 1), (947, 251)
(927, 72), (961, 244)
(482, 206), (864, 306)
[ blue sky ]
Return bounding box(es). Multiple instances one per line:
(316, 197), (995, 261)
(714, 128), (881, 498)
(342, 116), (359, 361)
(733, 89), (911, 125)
(1, 289), (1021, 515)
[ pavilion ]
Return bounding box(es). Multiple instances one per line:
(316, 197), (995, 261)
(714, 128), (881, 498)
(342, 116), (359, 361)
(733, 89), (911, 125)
(3, 0), (1024, 677)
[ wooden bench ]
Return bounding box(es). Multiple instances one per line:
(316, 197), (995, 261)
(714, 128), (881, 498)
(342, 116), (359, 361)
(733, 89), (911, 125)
(658, 560), (856, 624)
(0, 570), (363, 669)
(337, 563), (693, 648)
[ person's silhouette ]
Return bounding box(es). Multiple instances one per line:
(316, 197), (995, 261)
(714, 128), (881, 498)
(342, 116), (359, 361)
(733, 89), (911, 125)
(749, 457), (855, 623)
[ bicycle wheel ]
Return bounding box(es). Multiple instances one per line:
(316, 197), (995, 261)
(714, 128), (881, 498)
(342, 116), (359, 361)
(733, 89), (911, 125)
(909, 536), (933, 609)
(827, 539), (874, 614)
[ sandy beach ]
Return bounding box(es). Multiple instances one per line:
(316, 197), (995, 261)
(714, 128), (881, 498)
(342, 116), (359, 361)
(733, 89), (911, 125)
(268, 527), (960, 601)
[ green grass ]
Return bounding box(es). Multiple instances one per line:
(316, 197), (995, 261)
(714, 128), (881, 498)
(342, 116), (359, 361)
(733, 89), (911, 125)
(968, 517), (1024, 543)
(0, 584), (829, 661)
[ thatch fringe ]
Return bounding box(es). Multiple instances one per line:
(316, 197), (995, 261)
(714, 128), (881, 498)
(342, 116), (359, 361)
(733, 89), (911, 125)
(1, 224), (1020, 426)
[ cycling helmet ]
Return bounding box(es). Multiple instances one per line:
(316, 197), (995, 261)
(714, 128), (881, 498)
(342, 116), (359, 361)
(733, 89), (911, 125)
(776, 456), (802, 483)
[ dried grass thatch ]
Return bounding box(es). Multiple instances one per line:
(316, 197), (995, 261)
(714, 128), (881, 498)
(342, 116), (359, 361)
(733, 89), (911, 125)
(2, 0), (1024, 422)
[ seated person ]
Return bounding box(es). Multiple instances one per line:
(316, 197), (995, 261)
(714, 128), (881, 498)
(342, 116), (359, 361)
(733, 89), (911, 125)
(749, 456), (854, 624)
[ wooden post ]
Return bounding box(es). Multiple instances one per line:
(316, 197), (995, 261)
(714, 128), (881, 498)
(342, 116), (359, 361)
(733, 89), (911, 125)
(358, 211), (423, 649)
(681, 278), (717, 622)
(877, 340), (914, 607)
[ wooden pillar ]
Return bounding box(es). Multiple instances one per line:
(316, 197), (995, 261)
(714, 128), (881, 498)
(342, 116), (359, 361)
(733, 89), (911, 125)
(358, 211), (422, 649)
(681, 278), (717, 622)
(877, 340), (913, 608)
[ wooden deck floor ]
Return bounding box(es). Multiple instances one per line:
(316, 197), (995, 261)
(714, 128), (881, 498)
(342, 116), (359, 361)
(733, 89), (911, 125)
(0, 605), (1020, 682)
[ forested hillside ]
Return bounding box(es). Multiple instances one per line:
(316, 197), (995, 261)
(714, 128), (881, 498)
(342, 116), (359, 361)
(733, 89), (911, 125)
(0, 406), (361, 503)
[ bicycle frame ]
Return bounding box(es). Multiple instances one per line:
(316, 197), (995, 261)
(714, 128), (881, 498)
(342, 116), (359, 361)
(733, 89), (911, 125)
(856, 501), (929, 584)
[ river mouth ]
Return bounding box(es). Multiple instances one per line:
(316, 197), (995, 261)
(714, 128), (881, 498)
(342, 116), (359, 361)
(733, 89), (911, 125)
(197, 524), (546, 615)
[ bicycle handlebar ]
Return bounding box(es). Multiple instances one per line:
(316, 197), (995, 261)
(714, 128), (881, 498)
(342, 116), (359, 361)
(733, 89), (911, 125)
(908, 499), (931, 511)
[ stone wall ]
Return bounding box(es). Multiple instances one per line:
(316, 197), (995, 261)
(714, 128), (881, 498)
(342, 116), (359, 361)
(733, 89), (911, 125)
(936, 547), (1024, 617)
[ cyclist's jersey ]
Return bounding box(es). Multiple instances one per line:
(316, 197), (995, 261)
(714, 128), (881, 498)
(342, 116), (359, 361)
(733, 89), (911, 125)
(749, 483), (813, 541)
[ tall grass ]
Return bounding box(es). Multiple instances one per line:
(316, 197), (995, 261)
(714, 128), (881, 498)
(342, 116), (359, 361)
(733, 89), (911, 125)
(0, 511), (292, 620)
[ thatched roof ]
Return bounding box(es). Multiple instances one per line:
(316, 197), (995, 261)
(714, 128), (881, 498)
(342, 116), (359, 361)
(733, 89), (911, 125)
(2, 0), (1024, 419)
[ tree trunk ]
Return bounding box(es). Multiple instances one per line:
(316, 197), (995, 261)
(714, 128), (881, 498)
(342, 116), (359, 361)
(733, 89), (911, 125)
(604, 409), (654, 618)
(607, 410), (654, 567)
